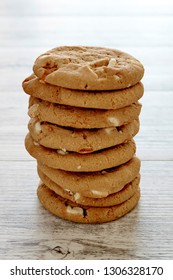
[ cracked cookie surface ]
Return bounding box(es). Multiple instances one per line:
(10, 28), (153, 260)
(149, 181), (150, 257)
(33, 46), (144, 90)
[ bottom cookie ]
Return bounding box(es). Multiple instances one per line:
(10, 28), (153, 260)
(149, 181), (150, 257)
(37, 184), (140, 224)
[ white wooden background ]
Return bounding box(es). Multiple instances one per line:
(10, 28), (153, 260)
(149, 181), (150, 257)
(0, 0), (173, 259)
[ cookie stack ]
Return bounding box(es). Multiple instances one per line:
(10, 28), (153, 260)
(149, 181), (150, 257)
(23, 46), (144, 223)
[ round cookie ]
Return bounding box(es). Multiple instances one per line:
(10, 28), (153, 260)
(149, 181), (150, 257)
(23, 74), (144, 110)
(37, 157), (140, 198)
(37, 183), (140, 223)
(33, 46), (144, 91)
(25, 133), (136, 172)
(38, 169), (140, 207)
(28, 118), (140, 152)
(28, 97), (142, 129)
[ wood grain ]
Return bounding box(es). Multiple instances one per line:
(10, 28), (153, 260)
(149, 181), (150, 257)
(0, 0), (173, 260)
(0, 161), (172, 260)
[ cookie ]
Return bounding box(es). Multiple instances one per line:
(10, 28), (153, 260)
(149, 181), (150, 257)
(37, 157), (140, 198)
(28, 97), (142, 129)
(37, 183), (140, 223)
(38, 168), (140, 207)
(33, 46), (144, 91)
(25, 133), (136, 172)
(23, 74), (144, 110)
(28, 118), (140, 152)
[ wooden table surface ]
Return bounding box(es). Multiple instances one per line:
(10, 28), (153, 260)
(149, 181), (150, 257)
(0, 0), (173, 260)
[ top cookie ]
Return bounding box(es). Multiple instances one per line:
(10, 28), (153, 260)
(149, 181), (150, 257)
(33, 46), (144, 91)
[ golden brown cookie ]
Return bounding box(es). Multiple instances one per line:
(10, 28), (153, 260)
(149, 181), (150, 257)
(38, 168), (140, 207)
(25, 133), (136, 172)
(37, 157), (140, 198)
(28, 97), (142, 129)
(33, 46), (144, 91)
(37, 183), (140, 223)
(23, 74), (144, 109)
(28, 118), (140, 152)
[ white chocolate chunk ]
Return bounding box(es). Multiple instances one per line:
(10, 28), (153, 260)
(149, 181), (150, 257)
(91, 190), (108, 198)
(33, 141), (40, 146)
(77, 165), (81, 170)
(34, 121), (42, 134)
(104, 127), (116, 134)
(90, 58), (109, 67)
(114, 74), (121, 80)
(101, 170), (107, 174)
(65, 189), (74, 196)
(74, 192), (81, 201)
(108, 58), (117, 67)
(108, 117), (120, 126)
(57, 149), (69, 155)
(66, 205), (83, 215)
